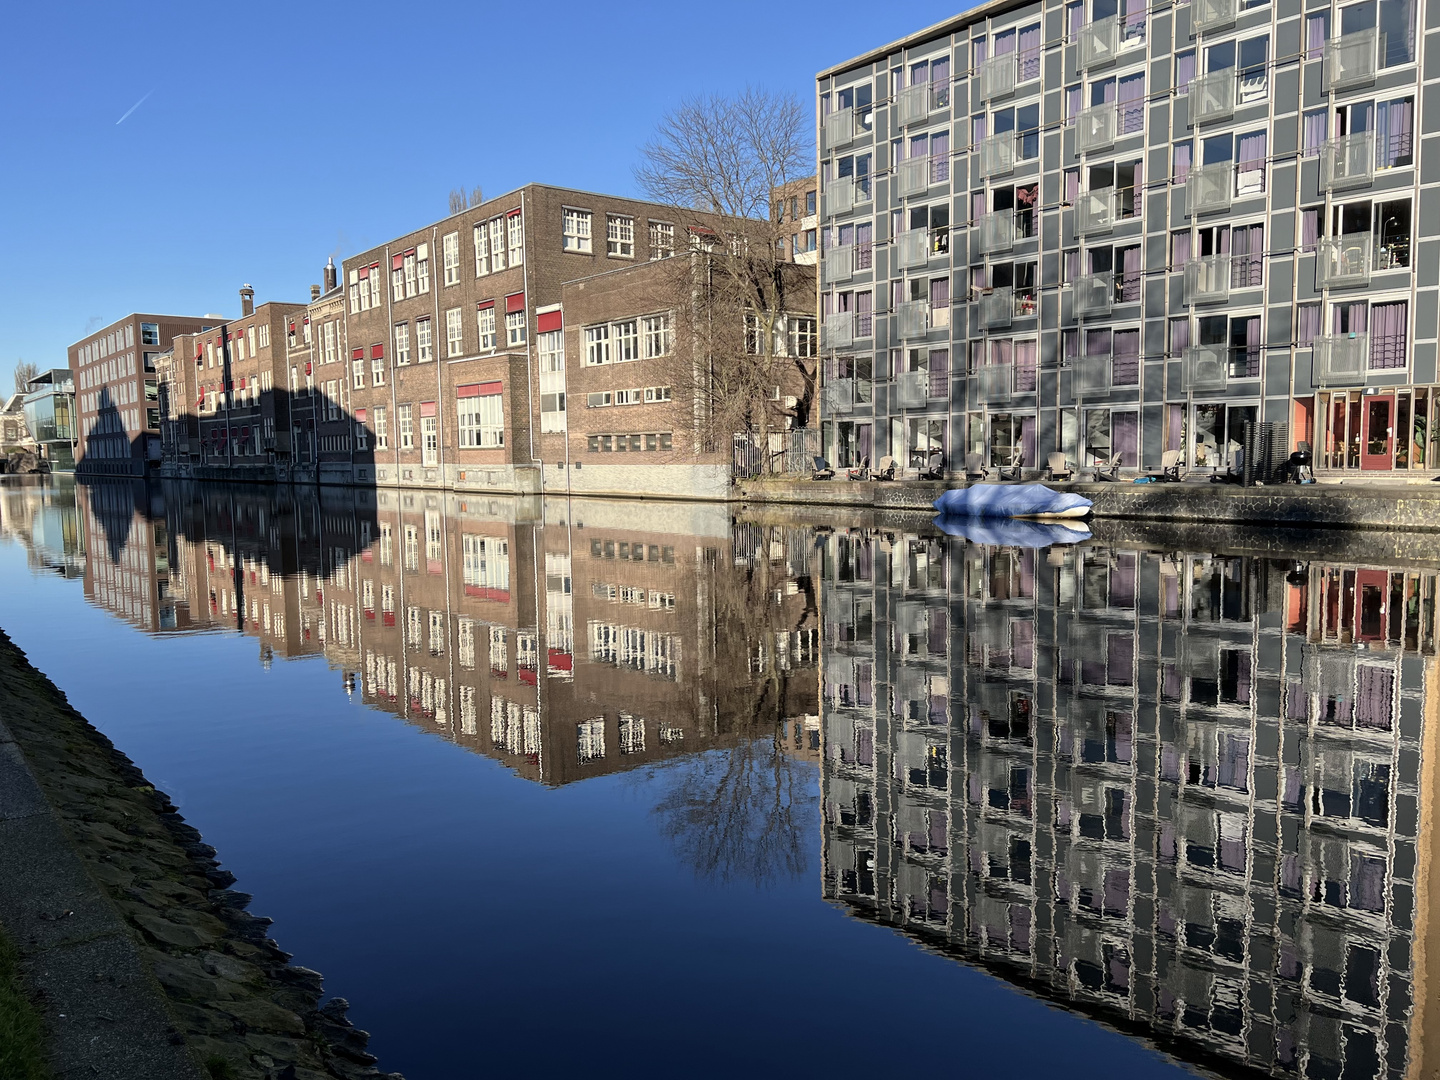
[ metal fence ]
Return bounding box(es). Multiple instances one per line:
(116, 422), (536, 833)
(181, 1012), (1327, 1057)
(732, 429), (820, 480)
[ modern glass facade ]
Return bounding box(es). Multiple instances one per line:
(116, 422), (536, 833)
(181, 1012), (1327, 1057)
(817, 0), (1437, 477)
(22, 368), (77, 471)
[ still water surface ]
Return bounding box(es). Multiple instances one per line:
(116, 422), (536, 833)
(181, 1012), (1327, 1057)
(0, 478), (1433, 1079)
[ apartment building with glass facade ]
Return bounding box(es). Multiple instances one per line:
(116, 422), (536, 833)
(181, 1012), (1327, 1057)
(816, 0), (1436, 477)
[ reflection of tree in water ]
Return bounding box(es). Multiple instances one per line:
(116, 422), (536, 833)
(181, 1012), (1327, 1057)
(651, 521), (820, 887)
(652, 736), (816, 887)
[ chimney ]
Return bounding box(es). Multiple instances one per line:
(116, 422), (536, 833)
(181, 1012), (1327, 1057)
(310, 284), (321, 301)
(324, 257), (337, 293)
(239, 284), (255, 317)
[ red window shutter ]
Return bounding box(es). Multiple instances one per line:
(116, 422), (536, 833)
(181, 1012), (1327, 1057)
(371, 344), (384, 359)
(537, 311), (562, 334)
(352, 349), (364, 360)
(355, 408), (367, 422)
(505, 293), (525, 314)
(305, 362), (313, 374)
(239, 378), (246, 389)
(477, 380), (503, 396)
(371, 261), (380, 271)
(477, 300), (495, 311)
(392, 254), (404, 270)
(289, 323), (296, 333)
(359, 265), (369, 279)
(406, 248), (416, 257)
(420, 401), (437, 418)
(456, 383), (480, 398)
(507, 208), (521, 218)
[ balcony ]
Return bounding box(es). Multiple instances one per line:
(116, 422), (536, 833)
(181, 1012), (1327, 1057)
(978, 133), (1014, 179)
(898, 82), (931, 126)
(823, 378), (855, 414)
(1326, 28), (1378, 92)
(898, 156), (931, 198)
(1078, 351), (1111, 393)
(1183, 254), (1231, 304)
(897, 228), (930, 270)
(824, 108), (854, 149)
(1189, 70), (1235, 124)
(1078, 16), (1120, 69)
(978, 54), (1016, 101)
(823, 312), (854, 351)
(1184, 344), (1229, 392)
(978, 210), (1015, 255)
(1191, 0), (1237, 34)
(827, 176), (855, 216)
(1313, 334), (1370, 386)
(1075, 187), (1119, 236)
(979, 288), (1014, 331)
(1320, 132), (1376, 190)
(1316, 235), (1373, 288)
(1186, 162), (1233, 215)
(897, 370), (930, 408)
(824, 243), (853, 284)
(1075, 104), (1117, 153)
(981, 363), (1014, 403)
(897, 300), (930, 340)
(1072, 272), (1114, 318)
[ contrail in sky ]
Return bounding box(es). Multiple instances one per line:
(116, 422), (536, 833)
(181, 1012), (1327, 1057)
(115, 90), (154, 125)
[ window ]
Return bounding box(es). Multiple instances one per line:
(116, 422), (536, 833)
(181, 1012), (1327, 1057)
(258, 324), (269, 348)
(442, 232), (460, 286)
(642, 314), (672, 358)
(1175, 50), (1195, 94)
(375, 406), (388, 448)
(458, 386), (504, 447)
(355, 413), (368, 450)
(352, 351), (366, 389)
(1341, 0), (1417, 68)
(649, 221), (674, 259)
(607, 214), (635, 258)
(421, 413), (438, 466)
(507, 212), (523, 266)
(371, 346), (386, 386)
(399, 404), (414, 449)
(416, 244), (430, 293)
(474, 222), (490, 275)
(141, 322), (159, 346)
(416, 318), (433, 362)
(1238, 35), (1269, 104)
(564, 208), (592, 252)
(446, 308), (464, 357)
(505, 310), (526, 347)
(395, 323), (411, 365)
(789, 317), (817, 357)
(805, 189), (817, 216)
(583, 325), (610, 366)
(477, 305), (496, 350)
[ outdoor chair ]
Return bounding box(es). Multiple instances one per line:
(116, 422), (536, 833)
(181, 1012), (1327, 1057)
(1045, 453), (1073, 482)
(919, 450), (945, 481)
(1093, 453), (1121, 482)
(845, 456), (870, 481)
(1147, 449), (1183, 482)
(964, 453), (989, 483)
(811, 456), (835, 481)
(873, 455), (898, 481)
(998, 448), (1023, 482)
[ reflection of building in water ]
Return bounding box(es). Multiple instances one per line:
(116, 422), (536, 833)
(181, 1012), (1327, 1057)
(820, 532), (1440, 1079)
(0, 481), (85, 577)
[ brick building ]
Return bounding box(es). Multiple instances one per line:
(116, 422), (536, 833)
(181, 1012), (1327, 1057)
(72, 313), (220, 476)
(775, 176), (821, 265)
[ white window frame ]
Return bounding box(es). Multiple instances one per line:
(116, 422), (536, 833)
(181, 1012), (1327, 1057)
(395, 322), (411, 365)
(375, 406), (388, 448)
(445, 308), (464, 358)
(442, 231), (460, 286)
(505, 310), (526, 347)
(507, 213), (524, 266)
(474, 223), (490, 275)
(416, 318), (433, 362)
(398, 404), (414, 450)
(563, 208), (593, 253)
(477, 306), (497, 350)
(649, 221), (675, 259)
(585, 324), (611, 365)
(642, 313), (673, 358)
(458, 393), (505, 448)
(607, 214), (635, 258)
(421, 415), (438, 466)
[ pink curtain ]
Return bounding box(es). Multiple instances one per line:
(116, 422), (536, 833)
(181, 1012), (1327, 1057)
(1237, 131), (1267, 191)
(1230, 223), (1263, 287)
(928, 348), (948, 397)
(1172, 230), (1192, 266)
(1306, 13), (1329, 60)
(1170, 317), (1190, 353)
(1113, 329), (1140, 384)
(1301, 209), (1320, 252)
(1120, 246), (1142, 302)
(1296, 304), (1321, 345)
(1118, 73), (1145, 134)
(1065, 169), (1080, 203)
(1303, 110), (1327, 157)
(931, 57), (950, 107)
(1113, 412), (1139, 466)
(993, 29), (1016, 55)
(1175, 50), (1195, 93)
(1019, 25), (1041, 79)
(855, 291), (873, 336)
(1381, 97), (1415, 165)
(1066, 85), (1082, 126)
(1334, 301), (1368, 333)
(930, 132), (949, 182)
(1015, 339), (1037, 391)
(1173, 142), (1192, 183)
(1370, 301), (1408, 369)
(1243, 315), (1261, 377)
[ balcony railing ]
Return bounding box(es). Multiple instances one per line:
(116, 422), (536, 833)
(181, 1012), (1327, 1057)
(1184, 344), (1229, 392)
(1072, 272), (1114, 318)
(897, 228), (930, 270)
(978, 210), (1015, 255)
(823, 378), (855, 413)
(1326, 28), (1378, 92)
(1316, 235), (1373, 288)
(1183, 254), (1231, 304)
(981, 363), (1014, 403)
(1186, 162), (1233, 215)
(1190, 70), (1235, 124)
(1075, 187), (1119, 236)
(1320, 132), (1376, 190)
(1078, 351), (1111, 393)
(978, 133), (1015, 178)
(897, 370), (929, 408)
(827, 176), (855, 216)
(979, 288), (1014, 330)
(1078, 16), (1121, 68)
(897, 300), (931, 340)
(823, 312), (854, 350)
(824, 243), (853, 284)
(1313, 334), (1370, 386)
(898, 156), (931, 198)
(978, 54), (1016, 101)
(898, 82), (931, 126)
(1075, 104), (1117, 153)
(1191, 0), (1237, 34)
(824, 108), (854, 149)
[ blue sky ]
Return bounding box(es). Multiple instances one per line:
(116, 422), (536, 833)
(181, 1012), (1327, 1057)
(0, 0), (966, 387)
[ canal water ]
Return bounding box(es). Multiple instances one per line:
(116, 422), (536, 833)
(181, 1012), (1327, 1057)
(0, 478), (1433, 1080)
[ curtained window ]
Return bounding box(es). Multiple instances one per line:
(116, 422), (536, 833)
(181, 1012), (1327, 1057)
(1296, 304), (1322, 346)
(1174, 50), (1196, 94)
(1172, 142), (1192, 183)
(1370, 301), (1408, 369)
(1302, 110), (1327, 157)
(1112, 328), (1141, 385)
(1305, 13), (1329, 60)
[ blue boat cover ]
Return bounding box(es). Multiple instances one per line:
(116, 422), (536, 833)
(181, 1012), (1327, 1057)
(933, 483), (1093, 519)
(933, 515), (1092, 547)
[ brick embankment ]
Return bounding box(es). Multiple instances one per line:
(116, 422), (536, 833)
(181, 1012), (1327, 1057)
(0, 628), (402, 1080)
(732, 476), (1440, 531)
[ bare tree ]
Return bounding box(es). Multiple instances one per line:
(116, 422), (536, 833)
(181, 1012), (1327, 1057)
(13, 361), (37, 395)
(636, 88), (818, 468)
(448, 186), (486, 215)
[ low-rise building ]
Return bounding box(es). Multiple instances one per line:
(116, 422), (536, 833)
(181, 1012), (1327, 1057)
(21, 368), (78, 471)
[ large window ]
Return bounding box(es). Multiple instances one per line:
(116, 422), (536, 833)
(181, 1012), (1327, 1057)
(442, 231), (460, 286)
(505, 310), (526, 347)
(421, 414), (438, 466)
(607, 214), (635, 257)
(445, 308), (464, 357)
(140, 322), (159, 345)
(458, 386), (505, 448)
(564, 208), (593, 252)
(474, 222), (490, 276)
(506, 212), (523, 266)
(399, 404), (414, 450)
(642, 314), (673, 358)
(394, 322), (410, 365)
(477, 305), (496, 350)
(488, 218), (506, 271)
(649, 221), (675, 259)
(613, 319), (639, 361)
(416, 317), (433, 362)
(585, 324), (610, 365)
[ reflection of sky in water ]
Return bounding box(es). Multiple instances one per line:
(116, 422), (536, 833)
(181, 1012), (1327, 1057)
(6, 479), (1433, 1079)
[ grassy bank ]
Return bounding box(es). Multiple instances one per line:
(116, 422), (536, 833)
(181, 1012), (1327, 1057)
(0, 928), (50, 1080)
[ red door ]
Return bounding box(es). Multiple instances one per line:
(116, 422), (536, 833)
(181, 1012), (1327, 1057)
(1360, 395), (1394, 470)
(1355, 570), (1389, 642)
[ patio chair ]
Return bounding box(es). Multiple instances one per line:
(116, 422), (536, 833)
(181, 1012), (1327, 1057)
(1093, 452), (1121, 482)
(846, 456), (870, 481)
(1045, 453), (1073, 482)
(873, 455), (898, 481)
(964, 453), (989, 483)
(919, 449), (945, 481)
(811, 456), (835, 481)
(1146, 449), (1183, 482)
(998, 447), (1023, 481)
